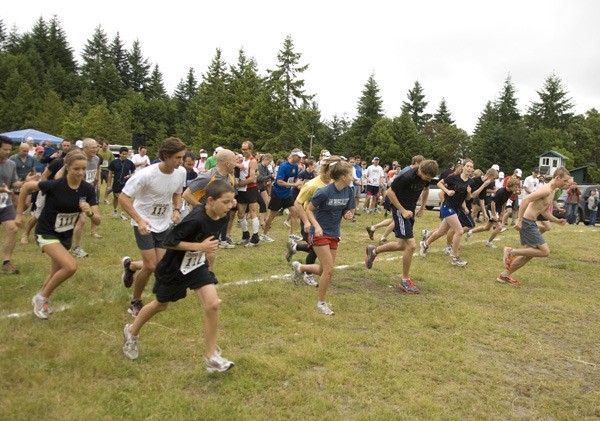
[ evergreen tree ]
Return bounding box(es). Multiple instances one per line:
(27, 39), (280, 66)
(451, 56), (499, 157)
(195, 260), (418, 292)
(394, 108), (421, 163)
(0, 20), (8, 52)
(5, 25), (22, 55)
(348, 74), (384, 155)
(80, 26), (111, 94)
(526, 72), (575, 131)
(30, 89), (65, 135)
(327, 114), (351, 156)
(433, 97), (455, 125)
(110, 33), (131, 89)
(47, 16), (77, 72)
(268, 36), (313, 109)
(128, 39), (151, 93)
(173, 68), (198, 142)
(147, 64), (167, 99)
(366, 117), (399, 164)
(61, 104), (85, 140)
(402, 81), (432, 130)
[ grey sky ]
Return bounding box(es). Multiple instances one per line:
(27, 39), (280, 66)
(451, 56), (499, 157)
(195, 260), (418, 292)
(5, 0), (600, 134)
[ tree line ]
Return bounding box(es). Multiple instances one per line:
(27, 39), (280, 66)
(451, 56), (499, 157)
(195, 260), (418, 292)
(0, 16), (598, 179)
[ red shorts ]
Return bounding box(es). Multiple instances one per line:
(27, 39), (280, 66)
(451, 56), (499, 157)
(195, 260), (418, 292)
(309, 235), (339, 250)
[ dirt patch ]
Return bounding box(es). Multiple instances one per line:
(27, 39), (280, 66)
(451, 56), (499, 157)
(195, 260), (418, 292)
(577, 258), (600, 265)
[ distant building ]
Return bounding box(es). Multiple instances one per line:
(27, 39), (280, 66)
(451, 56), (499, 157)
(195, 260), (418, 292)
(538, 150), (569, 176)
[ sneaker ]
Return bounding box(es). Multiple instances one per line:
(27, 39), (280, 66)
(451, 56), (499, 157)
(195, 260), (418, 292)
(260, 234), (275, 243)
(496, 273), (521, 285)
(289, 234), (302, 241)
(205, 350), (234, 373)
(225, 236), (235, 245)
(32, 294), (49, 320)
(122, 324), (139, 360)
(1, 261), (19, 274)
(397, 278), (419, 294)
(510, 221), (516, 226)
(421, 229), (430, 242)
(499, 227), (508, 233)
(103, 199), (110, 205)
(303, 273), (318, 287)
(245, 241), (258, 248)
(366, 226), (375, 240)
(237, 237), (250, 246)
(503, 247), (515, 271)
(419, 240), (428, 257)
(451, 256), (467, 267)
(283, 219), (291, 228)
(218, 240), (235, 249)
(291, 261), (303, 285)
(246, 234), (259, 247)
(120, 212), (128, 221)
(444, 246), (453, 256)
(316, 301), (335, 316)
(485, 241), (497, 248)
(465, 230), (472, 242)
(91, 232), (103, 239)
(365, 245), (377, 269)
(112, 210), (118, 218)
(71, 246), (89, 258)
(127, 300), (143, 317)
(285, 238), (297, 262)
(121, 256), (135, 288)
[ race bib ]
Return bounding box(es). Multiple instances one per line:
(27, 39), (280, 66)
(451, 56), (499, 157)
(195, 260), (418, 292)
(180, 251), (206, 274)
(149, 203), (169, 217)
(86, 169), (97, 183)
(54, 212), (79, 233)
(101, 160), (109, 168)
(0, 193), (9, 209)
(287, 177), (295, 184)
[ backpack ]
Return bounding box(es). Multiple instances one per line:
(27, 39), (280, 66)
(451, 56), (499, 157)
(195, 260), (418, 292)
(192, 172), (235, 201)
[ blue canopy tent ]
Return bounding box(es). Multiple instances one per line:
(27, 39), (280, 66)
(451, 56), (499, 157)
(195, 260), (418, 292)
(0, 129), (63, 145)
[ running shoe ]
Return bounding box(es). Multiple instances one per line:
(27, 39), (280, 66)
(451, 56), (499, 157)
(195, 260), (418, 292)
(421, 229), (430, 242)
(237, 237), (250, 246)
(32, 294), (49, 320)
(496, 273), (521, 285)
(120, 212), (128, 221)
(283, 219), (291, 228)
(485, 241), (497, 248)
(365, 245), (377, 269)
(218, 240), (235, 249)
(285, 238), (297, 262)
(465, 230), (472, 242)
(103, 199), (110, 205)
(71, 246), (89, 258)
(112, 210), (118, 218)
(444, 246), (453, 256)
(378, 237), (388, 245)
(303, 273), (318, 287)
(451, 256), (467, 267)
(316, 301), (335, 316)
(260, 234), (275, 243)
(419, 240), (428, 257)
(91, 232), (103, 239)
(366, 226), (375, 240)
(122, 323), (139, 360)
(397, 278), (419, 294)
(503, 247), (515, 271)
(499, 227), (508, 233)
(127, 300), (143, 317)
(121, 256), (135, 288)
(289, 234), (302, 241)
(1, 261), (19, 274)
(205, 350), (234, 373)
(291, 261), (303, 284)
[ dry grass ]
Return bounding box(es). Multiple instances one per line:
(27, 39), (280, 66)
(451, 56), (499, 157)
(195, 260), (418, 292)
(1, 198), (599, 420)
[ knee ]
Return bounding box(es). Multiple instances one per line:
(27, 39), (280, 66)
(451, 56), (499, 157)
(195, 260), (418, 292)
(8, 224), (19, 235)
(406, 242), (416, 253)
(155, 301), (169, 312)
(65, 261), (77, 276)
(205, 297), (221, 314)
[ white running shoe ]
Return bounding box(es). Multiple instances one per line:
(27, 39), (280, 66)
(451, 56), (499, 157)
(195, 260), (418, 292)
(421, 229), (430, 242)
(316, 301), (335, 316)
(123, 324), (139, 360)
(260, 234), (275, 243)
(419, 241), (428, 257)
(71, 246), (89, 258)
(291, 261), (304, 284)
(465, 230), (472, 241)
(289, 234), (302, 241)
(205, 350), (234, 373)
(485, 241), (497, 248)
(285, 238), (297, 262)
(451, 256), (468, 267)
(303, 273), (318, 287)
(32, 294), (49, 320)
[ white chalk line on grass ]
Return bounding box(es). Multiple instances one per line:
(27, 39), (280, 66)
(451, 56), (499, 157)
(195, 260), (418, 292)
(0, 237), (498, 320)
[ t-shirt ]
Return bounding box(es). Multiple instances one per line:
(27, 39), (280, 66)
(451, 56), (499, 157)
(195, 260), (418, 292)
(0, 159), (18, 207)
(309, 183), (355, 238)
(365, 165), (384, 186)
(296, 176), (328, 209)
(155, 204), (227, 283)
(9, 154), (35, 180)
(132, 153), (151, 169)
(97, 149), (114, 171)
(442, 173), (470, 210)
(108, 158), (136, 191)
(204, 156), (217, 171)
(187, 168), (235, 205)
(46, 158), (64, 180)
(390, 167), (428, 213)
(468, 176), (487, 201)
(34, 158), (47, 174)
(293, 169), (315, 196)
(272, 161), (298, 199)
(122, 164), (186, 233)
(36, 177), (97, 239)
(523, 175), (539, 197)
(85, 156), (101, 185)
(492, 187), (512, 210)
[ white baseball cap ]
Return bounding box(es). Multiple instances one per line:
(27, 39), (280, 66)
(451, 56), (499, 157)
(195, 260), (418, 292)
(291, 149), (306, 158)
(492, 164), (500, 171)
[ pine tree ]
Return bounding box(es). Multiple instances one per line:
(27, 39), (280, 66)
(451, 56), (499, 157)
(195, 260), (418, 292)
(147, 64), (167, 99)
(268, 36), (313, 109)
(110, 33), (131, 89)
(5, 25), (22, 55)
(128, 39), (150, 93)
(30, 90), (65, 135)
(47, 16), (77, 72)
(394, 108), (421, 163)
(526, 72), (575, 131)
(348, 74), (384, 156)
(80, 26), (111, 94)
(0, 20), (7, 52)
(433, 98), (455, 125)
(403, 81), (432, 131)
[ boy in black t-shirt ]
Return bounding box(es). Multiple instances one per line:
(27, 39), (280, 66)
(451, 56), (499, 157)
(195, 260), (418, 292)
(122, 180), (237, 373)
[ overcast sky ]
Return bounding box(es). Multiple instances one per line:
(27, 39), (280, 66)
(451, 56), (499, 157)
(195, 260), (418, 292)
(4, 0), (600, 134)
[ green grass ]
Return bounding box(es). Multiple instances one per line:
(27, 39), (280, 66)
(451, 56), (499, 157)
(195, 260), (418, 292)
(1, 199), (599, 420)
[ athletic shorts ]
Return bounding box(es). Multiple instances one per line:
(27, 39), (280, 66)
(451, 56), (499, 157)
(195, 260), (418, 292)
(519, 218), (546, 248)
(439, 203), (458, 219)
(36, 234), (72, 251)
(506, 199), (514, 209)
(101, 169), (109, 183)
(154, 265), (218, 303)
(366, 185), (379, 196)
(392, 209), (414, 239)
(309, 234), (339, 250)
(0, 205), (16, 222)
(353, 185), (361, 198)
(31, 193), (46, 219)
(268, 194), (294, 212)
(383, 195), (392, 211)
(458, 209), (475, 228)
(257, 190), (266, 213)
(133, 226), (169, 250)
(237, 186), (258, 204)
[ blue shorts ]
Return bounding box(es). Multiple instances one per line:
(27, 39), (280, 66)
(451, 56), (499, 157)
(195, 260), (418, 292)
(392, 209), (414, 239)
(439, 203), (457, 219)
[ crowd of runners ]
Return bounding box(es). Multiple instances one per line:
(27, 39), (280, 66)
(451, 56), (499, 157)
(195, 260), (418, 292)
(0, 134), (579, 373)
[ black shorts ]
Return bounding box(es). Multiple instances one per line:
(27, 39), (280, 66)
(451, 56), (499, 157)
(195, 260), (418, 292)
(237, 186), (258, 204)
(268, 194), (294, 211)
(101, 169), (109, 183)
(257, 190), (266, 213)
(366, 185), (379, 196)
(458, 209), (475, 228)
(154, 265), (218, 303)
(0, 205), (16, 222)
(392, 209), (414, 239)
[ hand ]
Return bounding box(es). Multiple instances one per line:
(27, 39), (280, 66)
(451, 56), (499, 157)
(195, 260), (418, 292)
(402, 209), (413, 219)
(515, 220), (522, 231)
(314, 226), (323, 237)
(79, 201), (90, 213)
(446, 190), (455, 196)
(303, 222), (311, 233)
(0, 183), (11, 194)
(416, 208), (424, 217)
(199, 236), (219, 253)
(343, 210), (354, 220)
(137, 219), (152, 235)
(15, 214), (23, 228)
(171, 211), (181, 225)
(557, 218), (567, 226)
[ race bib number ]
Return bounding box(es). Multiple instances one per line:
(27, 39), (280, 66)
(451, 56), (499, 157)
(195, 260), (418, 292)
(101, 160), (109, 168)
(54, 212), (79, 233)
(287, 177), (295, 184)
(86, 169), (97, 183)
(0, 193), (9, 209)
(150, 203), (168, 217)
(180, 251), (206, 274)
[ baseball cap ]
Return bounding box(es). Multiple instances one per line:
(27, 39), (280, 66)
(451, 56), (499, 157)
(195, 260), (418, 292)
(214, 146), (223, 155)
(532, 167), (540, 172)
(321, 151), (331, 158)
(515, 168), (522, 177)
(492, 164), (500, 171)
(372, 157), (380, 162)
(200, 153), (208, 158)
(498, 171), (505, 179)
(75, 140), (83, 148)
(291, 149), (306, 158)
(35, 146), (44, 152)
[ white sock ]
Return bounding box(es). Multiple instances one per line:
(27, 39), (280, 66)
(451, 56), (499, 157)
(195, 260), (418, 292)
(240, 218), (248, 232)
(251, 217), (260, 234)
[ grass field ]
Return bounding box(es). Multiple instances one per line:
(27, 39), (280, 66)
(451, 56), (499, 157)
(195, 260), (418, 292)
(1, 200), (599, 420)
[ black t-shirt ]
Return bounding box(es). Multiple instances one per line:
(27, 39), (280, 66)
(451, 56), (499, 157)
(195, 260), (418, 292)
(36, 178), (98, 239)
(390, 167), (428, 213)
(108, 158), (136, 188)
(443, 174), (470, 210)
(155, 204), (227, 283)
(47, 158), (64, 180)
(492, 187), (512, 208)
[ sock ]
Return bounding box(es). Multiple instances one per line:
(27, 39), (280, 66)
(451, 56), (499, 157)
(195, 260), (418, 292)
(501, 270), (509, 277)
(251, 217), (260, 234)
(240, 218), (248, 232)
(3, 260), (9, 265)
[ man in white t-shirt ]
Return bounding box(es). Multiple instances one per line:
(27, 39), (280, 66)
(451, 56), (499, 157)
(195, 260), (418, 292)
(132, 146), (151, 170)
(363, 157), (384, 213)
(522, 167), (540, 198)
(119, 137), (187, 317)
